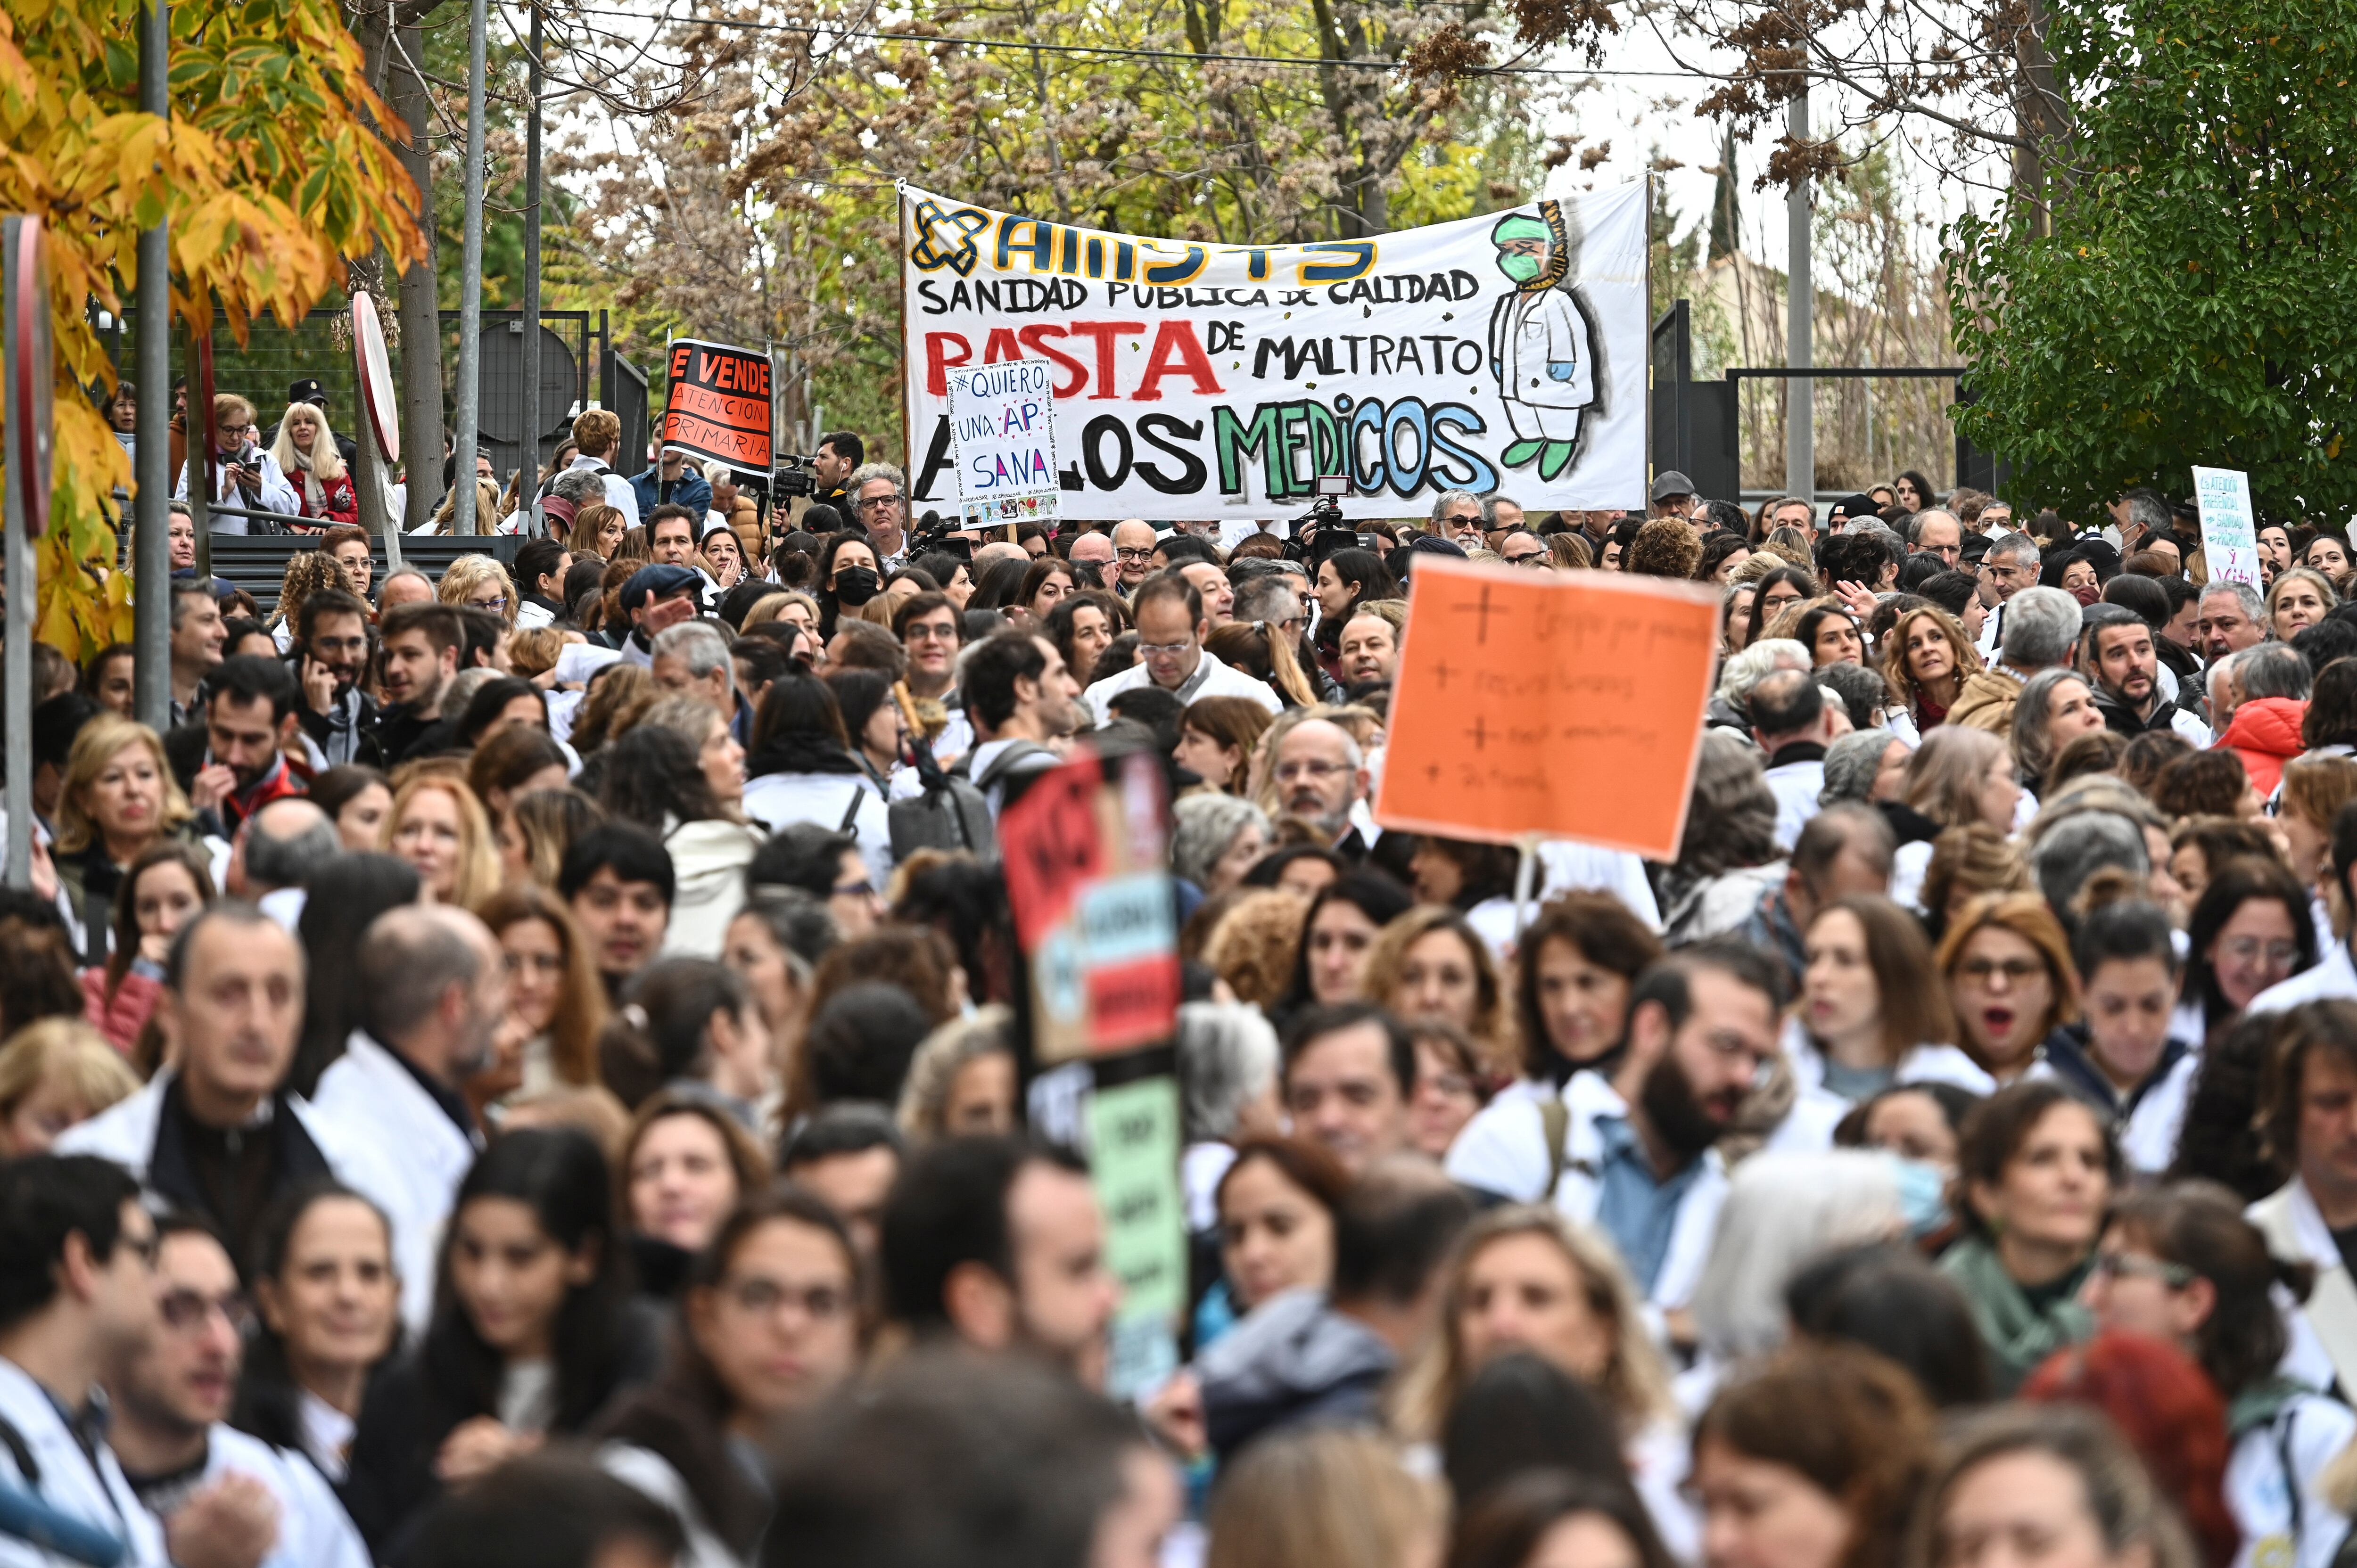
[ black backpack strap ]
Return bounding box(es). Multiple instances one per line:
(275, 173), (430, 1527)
(838, 785), (867, 835)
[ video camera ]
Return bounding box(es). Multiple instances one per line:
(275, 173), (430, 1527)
(772, 452), (818, 500)
(1284, 475), (1363, 571)
(908, 511), (974, 562)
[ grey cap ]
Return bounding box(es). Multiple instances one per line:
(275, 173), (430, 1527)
(1650, 470), (1696, 502)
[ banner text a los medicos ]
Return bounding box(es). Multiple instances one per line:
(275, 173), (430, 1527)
(898, 182), (1648, 522)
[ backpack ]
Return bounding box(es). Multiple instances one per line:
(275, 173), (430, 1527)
(887, 777), (999, 863)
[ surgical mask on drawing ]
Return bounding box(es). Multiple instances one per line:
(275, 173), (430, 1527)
(833, 566), (881, 607)
(1499, 251), (1543, 284)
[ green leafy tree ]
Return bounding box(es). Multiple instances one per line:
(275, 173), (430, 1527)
(1949, 0), (2357, 518)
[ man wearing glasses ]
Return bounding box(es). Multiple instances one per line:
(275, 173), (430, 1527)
(105, 1217), (371, 1567)
(1976, 532), (2042, 658)
(0, 1156), (171, 1568)
(1498, 529), (1549, 568)
(847, 463), (912, 569)
(1110, 518), (1160, 596)
(1079, 574), (1281, 725)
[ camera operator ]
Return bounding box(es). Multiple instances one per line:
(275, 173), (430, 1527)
(175, 393), (301, 530)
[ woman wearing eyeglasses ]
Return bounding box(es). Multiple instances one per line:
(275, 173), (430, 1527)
(597, 1187), (864, 1568)
(2083, 1183), (2357, 1568)
(1936, 893), (2080, 1084)
(2180, 856), (2316, 1037)
(437, 555), (519, 631)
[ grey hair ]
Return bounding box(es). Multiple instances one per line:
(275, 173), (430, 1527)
(894, 1005), (1015, 1139)
(1819, 729), (1899, 807)
(1232, 577), (1298, 625)
(1429, 488), (1480, 524)
(1480, 493), (1524, 527)
(355, 904), (488, 1046)
(2030, 809), (2148, 919)
(1171, 794), (1272, 889)
(847, 461), (907, 498)
(652, 620), (734, 696)
(1999, 585), (2082, 670)
(550, 466), (605, 507)
(1175, 1001), (1281, 1144)
(1690, 1151), (1905, 1360)
(2122, 490), (2172, 536)
(1985, 531), (2041, 568)
(2198, 578), (2266, 624)
(2239, 641), (2314, 701)
(440, 666), (500, 723)
(1674, 729), (1780, 876)
(1715, 637), (1812, 706)
(242, 801), (339, 893)
(2012, 666), (2095, 784)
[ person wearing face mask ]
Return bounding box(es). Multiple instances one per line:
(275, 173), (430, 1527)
(2036, 897), (2200, 1177)
(816, 534), (883, 640)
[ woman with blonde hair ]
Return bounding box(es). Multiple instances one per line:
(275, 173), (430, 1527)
(1882, 603), (1984, 733)
(1391, 1206), (1688, 1554)
(437, 553), (519, 630)
(429, 477), (503, 537)
(573, 502), (629, 561)
(0, 1018), (141, 1158)
(381, 769), (500, 908)
(1363, 906), (1516, 1078)
(2269, 566), (2338, 642)
(52, 715), (203, 965)
(268, 401), (356, 527)
(1893, 724), (2022, 910)
(1203, 891), (1310, 1010)
(2278, 753), (2357, 929)
(896, 1006), (1018, 1141)
(742, 590), (821, 636)
(1206, 1428), (1441, 1568)
(1919, 823), (2034, 941)
(474, 885), (608, 1098)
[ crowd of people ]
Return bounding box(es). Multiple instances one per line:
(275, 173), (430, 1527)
(9, 405), (2357, 1568)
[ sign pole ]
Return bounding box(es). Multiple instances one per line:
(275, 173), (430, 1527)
(3, 216), (53, 890)
(1511, 832), (1541, 946)
(450, 0), (488, 533)
(132, 0), (172, 732)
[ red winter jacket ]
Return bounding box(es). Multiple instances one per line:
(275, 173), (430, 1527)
(2217, 696), (2308, 796)
(290, 465), (358, 528)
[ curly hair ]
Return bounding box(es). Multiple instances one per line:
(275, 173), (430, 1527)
(1203, 890), (1310, 1009)
(1624, 517), (1703, 579)
(1879, 604), (1984, 717)
(269, 550), (354, 632)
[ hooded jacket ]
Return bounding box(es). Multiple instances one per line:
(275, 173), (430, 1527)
(1948, 665), (2025, 734)
(1195, 1288), (1395, 1464)
(2219, 698), (2308, 796)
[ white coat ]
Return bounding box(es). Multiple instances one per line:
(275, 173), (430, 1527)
(2250, 1179), (2357, 1399)
(187, 1427), (371, 1568)
(1492, 289), (1593, 411)
(741, 772), (894, 889)
(1761, 759), (1824, 854)
(1779, 1018), (1997, 1101)
(2251, 942), (2357, 1016)
(2227, 1391), (2357, 1568)
(1080, 651), (1281, 727)
(599, 1445), (747, 1568)
(308, 1034), (484, 1331)
(0, 1358), (167, 1568)
(175, 453), (301, 525)
(660, 819), (763, 961)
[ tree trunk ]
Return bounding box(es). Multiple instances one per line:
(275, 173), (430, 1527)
(2012, 0), (2070, 238)
(387, 18), (445, 532)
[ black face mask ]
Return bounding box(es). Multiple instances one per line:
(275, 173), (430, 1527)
(833, 566), (881, 607)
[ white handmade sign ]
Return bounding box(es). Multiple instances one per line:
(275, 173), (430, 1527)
(947, 356), (1060, 530)
(898, 181), (1650, 521)
(2192, 465), (2259, 586)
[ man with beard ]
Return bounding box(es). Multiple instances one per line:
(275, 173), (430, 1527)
(103, 1218), (372, 1568)
(1444, 942), (1787, 1312)
(165, 654), (312, 838)
(308, 905), (508, 1330)
(58, 904), (400, 1279)
(1269, 717), (1373, 861)
(2082, 603), (2212, 746)
(292, 588), (379, 768)
(370, 601), (464, 765)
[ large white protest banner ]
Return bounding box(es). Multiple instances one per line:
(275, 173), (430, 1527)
(898, 181), (1649, 522)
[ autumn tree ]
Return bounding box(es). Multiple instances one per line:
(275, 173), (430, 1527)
(0, 0), (421, 654)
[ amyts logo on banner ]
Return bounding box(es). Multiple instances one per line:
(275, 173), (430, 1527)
(898, 181), (1648, 522)
(661, 338), (773, 473)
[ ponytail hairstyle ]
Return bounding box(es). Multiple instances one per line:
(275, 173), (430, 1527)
(2106, 1181), (2310, 1400)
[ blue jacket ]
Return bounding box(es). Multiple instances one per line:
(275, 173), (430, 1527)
(628, 466), (712, 519)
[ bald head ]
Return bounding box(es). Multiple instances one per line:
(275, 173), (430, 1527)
(1069, 532), (1113, 569)
(1273, 718), (1366, 839)
(1112, 519), (1157, 587)
(973, 541), (1028, 573)
(243, 797), (338, 895)
(354, 903), (507, 1079)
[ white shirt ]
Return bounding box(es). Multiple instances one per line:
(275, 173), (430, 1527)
(2227, 1391), (2357, 1568)
(569, 455), (638, 526)
(2250, 941), (2357, 1016)
(176, 451), (301, 526)
(0, 1359), (167, 1568)
(1762, 758), (1826, 853)
(741, 772), (895, 888)
(167, 1426), (370, 1568)
(1080, 649), (1282, 726)
(308, 1033), (484, 1330)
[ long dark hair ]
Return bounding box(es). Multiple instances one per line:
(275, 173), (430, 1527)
(598, 722), (730, 830)
(229, 1180), (401, 1454)
(2182, 855), (2316, 1026)
(1313, 549), (1397, 652)
(103, 839), (215, 1000)
(597, 1185), (861, 1556)
(426, 1129), (636, 1434)
(292, 853), (421, 1097)
(1275, 870), (1415, 1017)
(752, 670), (850, 753)
(814, 534), (879, 638)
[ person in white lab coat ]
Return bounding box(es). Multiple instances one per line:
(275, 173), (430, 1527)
(0, 1154), (171, 1568)
(103, 1220), (371, 1568)
(308, 905), (508, 1331)
(2087, 1185), (2357, 1568)
(1485, 204), (1599, 484)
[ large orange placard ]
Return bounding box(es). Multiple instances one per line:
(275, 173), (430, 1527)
(1373, 558), (1720, 859)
